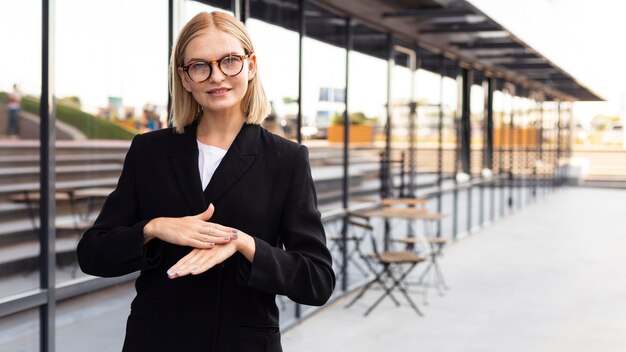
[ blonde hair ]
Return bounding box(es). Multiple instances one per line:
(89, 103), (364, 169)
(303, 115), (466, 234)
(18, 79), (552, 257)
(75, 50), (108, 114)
(169, 11), (271, 133)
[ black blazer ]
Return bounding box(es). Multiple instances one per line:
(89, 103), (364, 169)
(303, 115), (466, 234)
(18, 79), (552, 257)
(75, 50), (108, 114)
(77, 122), (335, 352)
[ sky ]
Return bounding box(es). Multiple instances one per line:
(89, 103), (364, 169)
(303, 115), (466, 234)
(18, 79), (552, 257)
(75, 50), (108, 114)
(1, 0), (624, 126)
(469, 0), (626, 124)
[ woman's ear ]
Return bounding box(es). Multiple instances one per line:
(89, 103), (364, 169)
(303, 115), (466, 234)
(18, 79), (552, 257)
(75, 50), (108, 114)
(247, 53), (257, 82)
(178, 67), (192, 92)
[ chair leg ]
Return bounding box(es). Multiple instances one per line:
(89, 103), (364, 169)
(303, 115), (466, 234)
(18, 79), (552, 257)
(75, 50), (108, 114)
(345, 278), (377, 309)
(364, 263), (423, 317)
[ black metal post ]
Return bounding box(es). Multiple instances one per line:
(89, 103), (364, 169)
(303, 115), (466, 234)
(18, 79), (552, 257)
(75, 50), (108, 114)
(167, 0), (174, 126)
(508, 88), (515, 210)
(499, 85), (507, 217)
(294, 0), (305, 320)
(436, 55), (445, 237)
(384, 33), (394, 199)
(41, 0), (56, 350)
(556, 100), (562, 188)
(452, 65), (461, 239)
(296, 0), (304, 144)
(460, 67), (472, 233)
(382, 34), (394, 250)
(485, 76), (495, 222)
(340, 16), (352, 292)
(537, 99), (545, 192)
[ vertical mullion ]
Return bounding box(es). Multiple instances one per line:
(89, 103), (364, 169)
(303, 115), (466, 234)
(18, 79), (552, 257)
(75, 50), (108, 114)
(340, 16), (351, 292)
(297, 0), (304, 144)
(436, 56), (444, 238)
(40, 0), (56, 350)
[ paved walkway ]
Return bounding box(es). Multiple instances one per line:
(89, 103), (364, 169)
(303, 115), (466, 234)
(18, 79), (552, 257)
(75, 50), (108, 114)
(282, 187), (626, 352)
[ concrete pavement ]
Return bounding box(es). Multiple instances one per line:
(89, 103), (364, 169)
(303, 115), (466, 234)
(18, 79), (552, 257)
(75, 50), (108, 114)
(282, 187), (626, 352)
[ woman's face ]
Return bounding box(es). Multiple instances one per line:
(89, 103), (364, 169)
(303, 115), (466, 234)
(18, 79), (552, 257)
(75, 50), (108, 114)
(179, 27), (256, 118)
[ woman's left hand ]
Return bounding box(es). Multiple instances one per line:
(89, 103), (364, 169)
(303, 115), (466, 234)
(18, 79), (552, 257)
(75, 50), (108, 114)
(167, 229), (256, 279)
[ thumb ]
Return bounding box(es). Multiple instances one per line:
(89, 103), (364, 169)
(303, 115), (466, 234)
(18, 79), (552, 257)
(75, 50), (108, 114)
(195, 203), (214, 221)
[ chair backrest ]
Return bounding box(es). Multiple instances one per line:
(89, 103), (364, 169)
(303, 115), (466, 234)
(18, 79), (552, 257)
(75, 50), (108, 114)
(381, 197), (427, 207)
(347, 212), (381, 259)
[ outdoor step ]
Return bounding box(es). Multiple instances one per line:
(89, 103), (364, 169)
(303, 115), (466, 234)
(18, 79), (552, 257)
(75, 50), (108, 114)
(0, 235), (80, 277)
(0, 153), (126, 168)
(0, 177), (119, 197)
(0, 164), (122, 185)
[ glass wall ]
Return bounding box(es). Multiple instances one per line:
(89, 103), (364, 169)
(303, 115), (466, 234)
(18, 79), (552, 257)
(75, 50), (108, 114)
(0, 0), (41, 328)
(0, 0), (577, 349)
(301, 2), (346, 214)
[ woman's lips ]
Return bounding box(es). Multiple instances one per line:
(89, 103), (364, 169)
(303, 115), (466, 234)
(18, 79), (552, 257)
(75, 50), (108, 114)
(208, 88), (230, 96)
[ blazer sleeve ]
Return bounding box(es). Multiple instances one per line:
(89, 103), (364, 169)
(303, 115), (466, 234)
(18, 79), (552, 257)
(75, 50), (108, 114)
(77, 135), (163, 277)
(239, 145), (336, 306)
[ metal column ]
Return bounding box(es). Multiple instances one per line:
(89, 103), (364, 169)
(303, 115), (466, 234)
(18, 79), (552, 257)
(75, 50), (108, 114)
(436, 55), (445, 238)
(40, 0), (56, 350)
(555, 101), (562, 188)
(296, 0), (305, 144)
(383, 33), (394, 249)
(484, 76), (495, 222)
(460, 67), (472, 233)
(508, 87), (515, 210)
(340, 17), (352, 291)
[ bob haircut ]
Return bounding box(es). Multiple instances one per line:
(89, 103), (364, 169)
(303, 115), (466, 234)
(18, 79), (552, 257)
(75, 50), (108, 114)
(169, 11), (271, 133)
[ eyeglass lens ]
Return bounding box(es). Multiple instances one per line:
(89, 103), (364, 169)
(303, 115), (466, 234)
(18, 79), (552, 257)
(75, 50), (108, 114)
(187, 55), (245, 82)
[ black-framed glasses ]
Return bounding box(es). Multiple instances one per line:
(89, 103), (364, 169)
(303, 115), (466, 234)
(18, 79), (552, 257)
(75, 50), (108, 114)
(181, 54), (250, 82)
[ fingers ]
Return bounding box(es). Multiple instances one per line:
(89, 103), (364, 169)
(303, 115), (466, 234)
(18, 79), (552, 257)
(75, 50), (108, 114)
(167, 249), (202, 278)
(196, 224), (237, 244)
(194, 203), (215, 221)
(167, 249), (217, 279)
(168, 242), (238, 279)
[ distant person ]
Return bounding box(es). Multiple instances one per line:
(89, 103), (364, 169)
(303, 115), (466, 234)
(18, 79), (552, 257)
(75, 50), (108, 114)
(77, 11), (334, 352)
(5, 84), (21, 136)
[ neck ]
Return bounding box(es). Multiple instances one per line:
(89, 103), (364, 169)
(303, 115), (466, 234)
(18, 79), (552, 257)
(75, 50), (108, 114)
(196, 111), (246, 150)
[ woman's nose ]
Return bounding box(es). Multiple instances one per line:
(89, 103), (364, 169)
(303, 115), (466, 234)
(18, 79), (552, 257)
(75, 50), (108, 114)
(208, 62), (225, 82)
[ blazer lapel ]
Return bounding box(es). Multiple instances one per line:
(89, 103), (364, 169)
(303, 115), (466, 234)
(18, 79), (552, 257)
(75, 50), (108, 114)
(204, 124), (260, 203)
(168, 122), (208, 214)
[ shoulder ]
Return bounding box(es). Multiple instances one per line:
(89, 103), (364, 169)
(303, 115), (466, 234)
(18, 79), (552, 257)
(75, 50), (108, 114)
(131, 127), (177, 146)
(258, 125), (306, 157)
(127, 127), (181, 156)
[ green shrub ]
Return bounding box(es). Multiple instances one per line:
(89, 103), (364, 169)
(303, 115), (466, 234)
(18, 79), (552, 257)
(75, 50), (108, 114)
(19, 95), (136, 140)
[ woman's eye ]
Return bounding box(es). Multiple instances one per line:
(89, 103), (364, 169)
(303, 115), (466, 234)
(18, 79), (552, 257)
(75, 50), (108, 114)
(222, 57), (237, 66)
(192, 62), (209, 70)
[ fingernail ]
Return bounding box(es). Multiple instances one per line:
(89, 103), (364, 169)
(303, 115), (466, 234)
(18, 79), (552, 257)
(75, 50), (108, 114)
(208, 242), (215, 247)
(232, 233), (238, 239)
(224, 237), (230, 241)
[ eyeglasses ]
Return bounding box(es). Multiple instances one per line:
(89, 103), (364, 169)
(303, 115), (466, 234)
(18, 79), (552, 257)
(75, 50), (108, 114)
(181, 54), (250, 83)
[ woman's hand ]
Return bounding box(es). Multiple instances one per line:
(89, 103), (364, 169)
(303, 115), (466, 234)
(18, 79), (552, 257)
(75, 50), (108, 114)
(143, 204), (237, 248)
(167, 229), (256, 279)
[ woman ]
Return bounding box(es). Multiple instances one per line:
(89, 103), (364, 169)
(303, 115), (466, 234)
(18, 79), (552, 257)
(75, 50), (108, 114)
(77, 11), (335, 352)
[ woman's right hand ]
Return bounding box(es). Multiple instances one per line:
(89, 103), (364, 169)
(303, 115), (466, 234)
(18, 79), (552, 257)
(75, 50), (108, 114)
(142, 204), (236, 248)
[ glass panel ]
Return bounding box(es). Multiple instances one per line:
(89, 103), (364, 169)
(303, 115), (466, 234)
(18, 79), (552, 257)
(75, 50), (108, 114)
(470, 83), (484, 229)
(470, 83), (484, 177)
(56, 282), (135, 351)
(246, 18), (299, 140)
(301, 2), (346, 214)
(415, 68), (442, 178)
(55, 0), (167, 285)
(0, 0), (41, 298)
(184, 0), (233, 22)
(248, 0), (301, 325)
(343, 21), (389, 290)
(0, 308), (39, 351)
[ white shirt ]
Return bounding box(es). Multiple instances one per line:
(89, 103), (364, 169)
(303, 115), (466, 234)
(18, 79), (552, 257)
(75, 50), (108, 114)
(197, 140), (227, 190)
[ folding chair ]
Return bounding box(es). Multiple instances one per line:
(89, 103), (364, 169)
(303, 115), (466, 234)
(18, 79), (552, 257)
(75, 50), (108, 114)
(344, 213), (426, 316)
(390, 212), (448, 301)
(327, 220), (370, 283)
